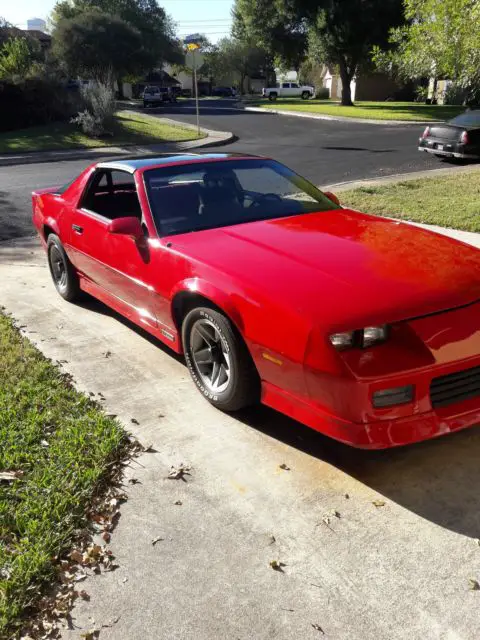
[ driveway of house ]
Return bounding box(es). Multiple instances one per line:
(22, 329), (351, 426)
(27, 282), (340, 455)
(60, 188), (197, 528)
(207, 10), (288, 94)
(2, 234), (480, 639)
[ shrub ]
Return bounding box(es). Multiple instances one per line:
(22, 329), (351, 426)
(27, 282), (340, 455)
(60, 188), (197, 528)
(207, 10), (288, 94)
(315, 86), (330, 100)
(71, 81), (115, 137)
(0, 78), (79, 132)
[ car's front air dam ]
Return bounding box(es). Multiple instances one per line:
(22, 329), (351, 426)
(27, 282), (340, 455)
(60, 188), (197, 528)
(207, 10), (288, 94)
(262, 381), (480, 449)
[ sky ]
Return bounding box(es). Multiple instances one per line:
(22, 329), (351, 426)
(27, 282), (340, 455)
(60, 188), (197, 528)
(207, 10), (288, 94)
(0, 0), (234, 42)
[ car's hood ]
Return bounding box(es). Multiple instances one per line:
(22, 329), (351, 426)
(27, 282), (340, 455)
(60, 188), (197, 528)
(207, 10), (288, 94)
(174, 209), (480, 330)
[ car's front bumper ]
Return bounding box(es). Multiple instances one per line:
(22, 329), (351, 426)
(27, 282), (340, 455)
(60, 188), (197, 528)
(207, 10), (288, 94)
(262, 380), (480, 449)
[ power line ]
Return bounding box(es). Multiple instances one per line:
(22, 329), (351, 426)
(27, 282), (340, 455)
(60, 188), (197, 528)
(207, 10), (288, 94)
(178, 31), (231, 35)
(176, 19), (232, 23)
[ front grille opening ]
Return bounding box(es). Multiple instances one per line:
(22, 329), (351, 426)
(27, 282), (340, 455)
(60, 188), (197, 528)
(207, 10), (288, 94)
(430, 365), (480, 409)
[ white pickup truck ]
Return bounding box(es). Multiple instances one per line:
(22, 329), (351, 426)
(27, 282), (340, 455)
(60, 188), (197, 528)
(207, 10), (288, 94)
(262, 82), (315, 101)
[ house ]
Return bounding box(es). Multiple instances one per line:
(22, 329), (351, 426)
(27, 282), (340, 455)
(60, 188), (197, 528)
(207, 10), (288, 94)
(25, 29), (52, 52)
(324, 69), (405, 102)
(129, 69), (180, 99)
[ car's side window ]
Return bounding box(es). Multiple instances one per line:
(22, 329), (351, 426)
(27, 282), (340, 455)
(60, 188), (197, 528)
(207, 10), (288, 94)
(290, 83), (299, 88)
(282, 83), (290, 88)
(81, 169), (142, 221)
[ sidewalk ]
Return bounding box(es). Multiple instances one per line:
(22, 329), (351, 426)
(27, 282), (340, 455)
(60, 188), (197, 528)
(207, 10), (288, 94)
(2, 229), (480, 639)
(0, 114), (234, 168)
(239, 103), (433, 126)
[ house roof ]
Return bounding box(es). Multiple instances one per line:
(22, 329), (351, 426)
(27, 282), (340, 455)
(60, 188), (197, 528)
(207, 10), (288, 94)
(144, 69), (180, 85)
(26, 29), (51, 43)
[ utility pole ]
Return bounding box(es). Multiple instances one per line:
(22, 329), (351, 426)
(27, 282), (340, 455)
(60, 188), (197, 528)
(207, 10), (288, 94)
(192, 48), (200, 137)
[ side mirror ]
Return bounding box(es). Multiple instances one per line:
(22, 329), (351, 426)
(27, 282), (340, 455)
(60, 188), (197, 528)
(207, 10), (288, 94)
(324, 191), (341, 206)
(108, 217), (144, 240)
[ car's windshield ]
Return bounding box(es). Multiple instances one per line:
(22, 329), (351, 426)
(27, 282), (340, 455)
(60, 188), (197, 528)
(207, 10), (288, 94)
(144, 159), (340, 236)
(449, 111), (480, 127)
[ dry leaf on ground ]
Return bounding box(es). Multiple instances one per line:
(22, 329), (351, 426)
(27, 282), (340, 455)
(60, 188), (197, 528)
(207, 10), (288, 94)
(372, 500), (386, 508)
(0, 470), (24, 481)
(167, 464), (191, 481)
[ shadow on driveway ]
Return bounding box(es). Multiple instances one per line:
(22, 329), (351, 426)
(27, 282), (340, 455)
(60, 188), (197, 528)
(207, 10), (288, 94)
(73, 291), (480, 541)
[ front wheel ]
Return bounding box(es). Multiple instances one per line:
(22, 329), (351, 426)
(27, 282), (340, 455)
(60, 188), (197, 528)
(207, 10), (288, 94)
(301, 91), (310, 100)
(182, 307), (259, 412)
(47, 234), (80, 302)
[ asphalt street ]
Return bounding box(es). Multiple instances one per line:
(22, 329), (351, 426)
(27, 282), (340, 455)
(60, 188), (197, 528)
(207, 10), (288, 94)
(146, 98), (440, 185)
(0, 98), (447, 241)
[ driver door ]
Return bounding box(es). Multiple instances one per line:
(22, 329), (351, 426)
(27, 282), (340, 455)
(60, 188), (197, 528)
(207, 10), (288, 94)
(69, 168), (158, 330)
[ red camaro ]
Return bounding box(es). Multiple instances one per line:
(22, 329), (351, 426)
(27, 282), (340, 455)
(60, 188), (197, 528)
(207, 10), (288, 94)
(33, 153), (480, 449)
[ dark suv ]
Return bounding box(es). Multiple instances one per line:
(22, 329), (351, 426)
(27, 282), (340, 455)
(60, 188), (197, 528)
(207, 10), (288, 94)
(143, 86), (177, 108)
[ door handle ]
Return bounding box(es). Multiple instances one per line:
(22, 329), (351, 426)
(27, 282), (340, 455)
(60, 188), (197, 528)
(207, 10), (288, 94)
(72, 224), (83, 234)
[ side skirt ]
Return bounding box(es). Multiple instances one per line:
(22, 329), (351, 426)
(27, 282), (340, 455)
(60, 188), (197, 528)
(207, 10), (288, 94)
(79, 275), (182, 353)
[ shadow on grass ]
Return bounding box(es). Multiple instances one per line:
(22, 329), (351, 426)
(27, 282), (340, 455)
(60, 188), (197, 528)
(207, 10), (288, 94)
(0, 114), (199, 155)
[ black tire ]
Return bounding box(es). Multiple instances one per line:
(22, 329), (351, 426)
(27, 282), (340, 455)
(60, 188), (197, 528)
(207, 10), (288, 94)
(268, 92), (278, 101)
(182, 306), (259, 412)
(47, 233), (80, 302)
(301, 91), (310, 100)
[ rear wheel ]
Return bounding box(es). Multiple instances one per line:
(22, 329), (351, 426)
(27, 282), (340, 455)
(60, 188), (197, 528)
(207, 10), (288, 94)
(182, 306), (259, 412)
(47, 234), (80, 302)
(268, 92), (278, 101)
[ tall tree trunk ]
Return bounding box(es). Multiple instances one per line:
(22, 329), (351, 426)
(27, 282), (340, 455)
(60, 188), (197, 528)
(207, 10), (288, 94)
(116, 75), (124, 99)
(240, 72), (246, 95)
(338, 58), (354, 106)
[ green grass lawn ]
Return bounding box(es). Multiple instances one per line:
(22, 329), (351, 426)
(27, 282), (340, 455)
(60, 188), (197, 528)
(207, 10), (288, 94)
(0, 111), (203, 154)
(0, 313), (128, 636)
(340, 171), (480, 231)
(249, 99), (465, 122)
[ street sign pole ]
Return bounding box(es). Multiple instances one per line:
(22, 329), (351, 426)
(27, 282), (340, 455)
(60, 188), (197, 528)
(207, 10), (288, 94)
(184, 34), (203, 138)
(193, 48), (200, 137)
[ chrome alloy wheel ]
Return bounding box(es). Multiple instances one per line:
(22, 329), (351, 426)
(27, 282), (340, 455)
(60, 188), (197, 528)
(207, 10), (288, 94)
(190, 318), (231, 394)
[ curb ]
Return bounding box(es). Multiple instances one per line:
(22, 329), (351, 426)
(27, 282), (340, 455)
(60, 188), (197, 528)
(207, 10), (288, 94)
(0, 114), (235, 168)
(320, 162), (480, 192)
(240, 105), (434, 126)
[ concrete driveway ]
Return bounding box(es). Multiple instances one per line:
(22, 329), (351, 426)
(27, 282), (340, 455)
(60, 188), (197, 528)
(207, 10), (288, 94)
(2, 235), (480, 639)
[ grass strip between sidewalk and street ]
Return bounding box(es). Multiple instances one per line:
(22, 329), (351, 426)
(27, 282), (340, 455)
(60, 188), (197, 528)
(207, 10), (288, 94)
(340, 170), (480, 231)
(248, 99), (465, 122)
(0, 312), (128, 636)
(0, 111), (204, 154)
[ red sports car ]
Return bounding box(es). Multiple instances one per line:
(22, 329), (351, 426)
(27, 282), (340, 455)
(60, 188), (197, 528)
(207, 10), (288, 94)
(32, 153), (480, 449)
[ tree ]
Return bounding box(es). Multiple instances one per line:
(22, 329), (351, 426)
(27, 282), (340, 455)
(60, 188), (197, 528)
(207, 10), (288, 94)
(52, 10), (146, 82)
(233, 0), (305, 81)
(0, 37), (35, 80)
(234, 0), (404, 105)
(373, 0), (480, 103)
(52, 0), (181, 67)
(211, 37), (267, 94)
